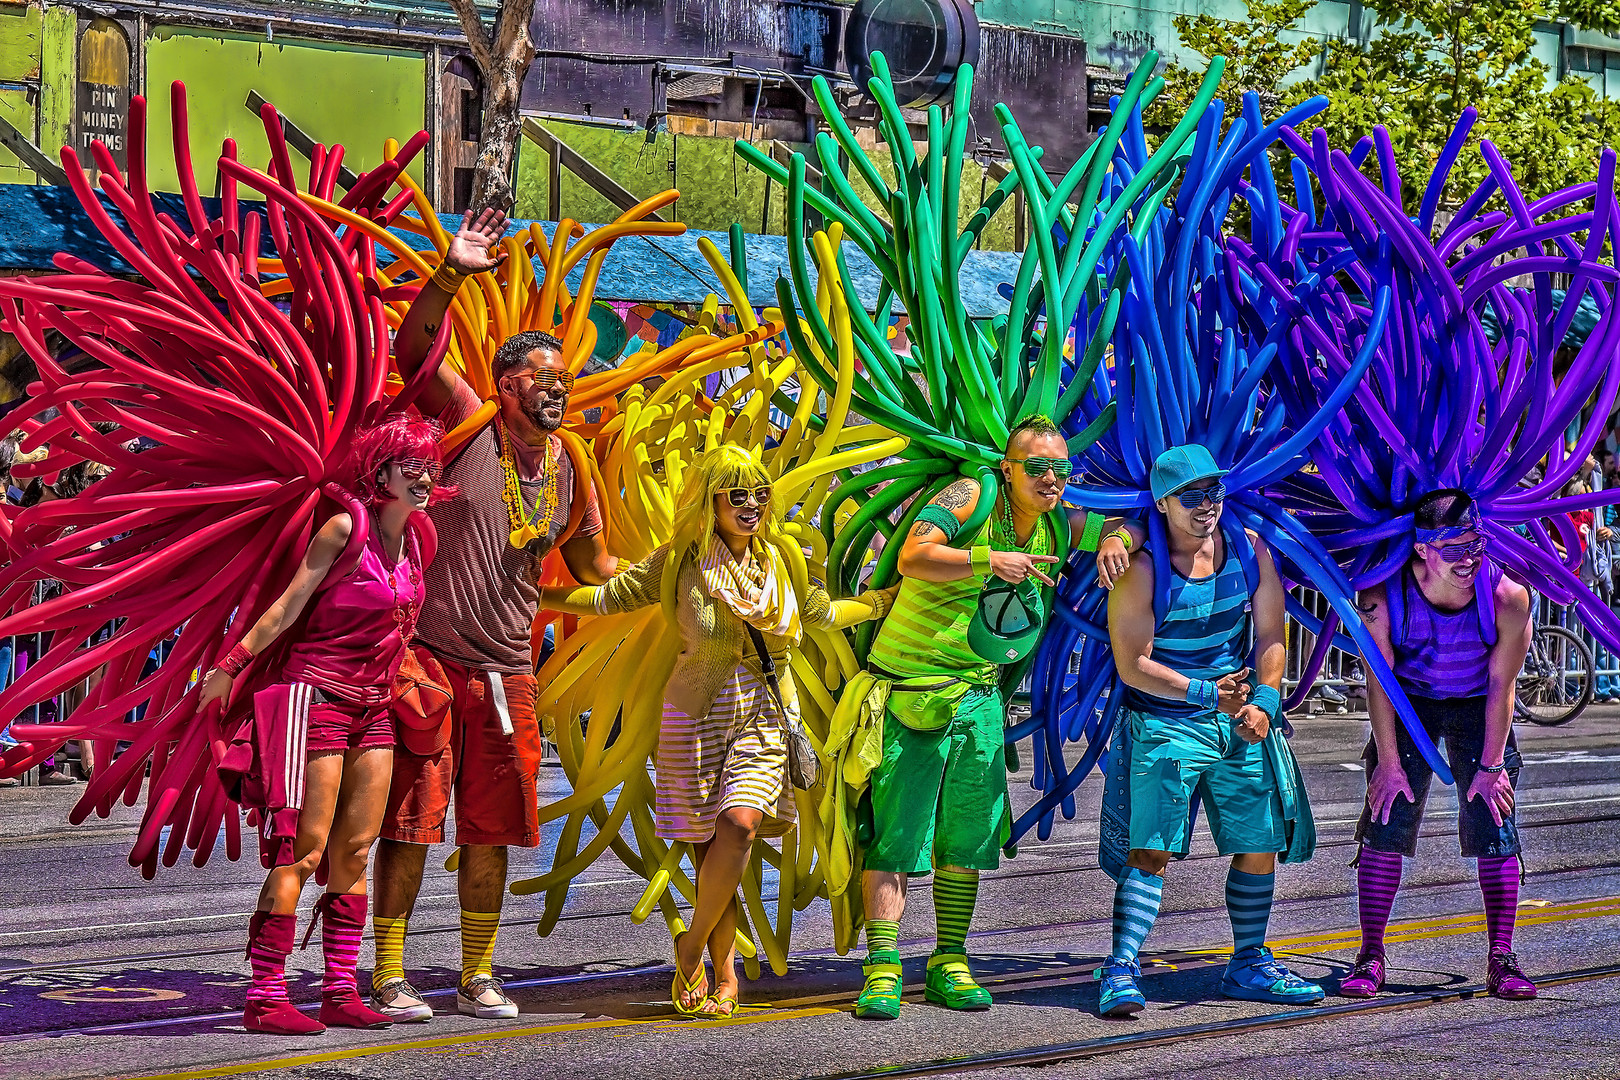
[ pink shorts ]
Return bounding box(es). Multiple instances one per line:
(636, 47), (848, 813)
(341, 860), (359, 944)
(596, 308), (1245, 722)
(304, 691), (395, 753)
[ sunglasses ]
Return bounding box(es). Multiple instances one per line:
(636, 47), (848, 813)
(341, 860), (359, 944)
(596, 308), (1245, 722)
(508, 368), (576, 393)
(721, 486), (772, 508)
(393, 457), (443, 482)
(1173, 483), (1227, 509)
(1435, 537), (1487, 563)
(1007, 456), (1075, 479)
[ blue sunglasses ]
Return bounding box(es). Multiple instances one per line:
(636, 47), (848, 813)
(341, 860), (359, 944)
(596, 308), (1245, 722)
(1173, 483), (1226, 509)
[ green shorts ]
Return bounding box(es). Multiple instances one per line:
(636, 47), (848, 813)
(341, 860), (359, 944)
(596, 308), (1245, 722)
(865, 685), (1008, 874)
(1127, 708), (1283, 857)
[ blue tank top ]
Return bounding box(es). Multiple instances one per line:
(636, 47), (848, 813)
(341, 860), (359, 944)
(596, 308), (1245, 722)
(1124, 531), (1254, 720)
(1390, 563), (1497, 699)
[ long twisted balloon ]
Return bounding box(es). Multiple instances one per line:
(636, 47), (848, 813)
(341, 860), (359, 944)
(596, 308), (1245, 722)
(1013, 82), (1449, 847)
(1250, 108), (1620, 686)
(0, 83), (433, 876)
(737, 53), (1231, 685)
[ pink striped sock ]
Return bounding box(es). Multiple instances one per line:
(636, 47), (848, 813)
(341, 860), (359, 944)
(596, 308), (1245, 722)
(1357, 847), (1404, 955)
(246, 911), (296, 1006)
(321, 893), (368, 998)
(1478, 855), (1520, 952)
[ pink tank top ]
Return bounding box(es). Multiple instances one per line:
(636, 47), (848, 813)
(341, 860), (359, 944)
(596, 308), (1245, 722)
(282, 518), (425, 706)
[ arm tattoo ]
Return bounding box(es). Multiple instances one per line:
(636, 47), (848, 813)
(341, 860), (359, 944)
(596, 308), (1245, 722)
(933, 479), (976, 511)
(912, 520), (938, 537)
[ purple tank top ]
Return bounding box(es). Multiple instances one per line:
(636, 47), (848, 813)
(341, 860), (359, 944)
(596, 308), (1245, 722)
(1390, 563), (1497, 698)
(282, 520), (424, 706)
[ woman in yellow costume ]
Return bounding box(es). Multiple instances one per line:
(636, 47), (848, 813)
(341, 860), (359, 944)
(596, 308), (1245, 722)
(540, 444), (895, 1017)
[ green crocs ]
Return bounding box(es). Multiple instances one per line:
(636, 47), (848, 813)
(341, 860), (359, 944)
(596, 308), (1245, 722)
(924, 952), (991, 1010)
(854, 950), (903, 1020)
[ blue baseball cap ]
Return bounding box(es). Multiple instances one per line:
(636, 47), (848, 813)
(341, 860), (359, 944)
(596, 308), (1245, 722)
(1150, 444), (1229, 501)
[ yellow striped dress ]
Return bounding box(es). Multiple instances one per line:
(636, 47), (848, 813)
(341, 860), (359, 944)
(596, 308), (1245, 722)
(547, 540), (888, 844)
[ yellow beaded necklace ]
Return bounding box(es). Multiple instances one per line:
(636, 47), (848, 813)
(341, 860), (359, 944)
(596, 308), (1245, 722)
(496, 420), (559, 550)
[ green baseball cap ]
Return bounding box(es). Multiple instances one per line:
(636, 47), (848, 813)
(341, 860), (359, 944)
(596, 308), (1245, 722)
(967, 576), (1047, 665)
(1150, 444), (1229, 501)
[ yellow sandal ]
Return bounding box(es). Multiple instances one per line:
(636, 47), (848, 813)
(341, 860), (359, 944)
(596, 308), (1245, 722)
(701, 988), (739, 1019)
(670, 931), (709, 1016)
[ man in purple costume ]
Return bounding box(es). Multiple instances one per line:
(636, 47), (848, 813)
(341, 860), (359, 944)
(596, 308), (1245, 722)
(1348, 490), (1536, 1000)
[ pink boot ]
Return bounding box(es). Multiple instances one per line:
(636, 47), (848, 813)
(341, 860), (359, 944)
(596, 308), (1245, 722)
(244, 911), (326, 1035)
(316, 894), (393, 1029)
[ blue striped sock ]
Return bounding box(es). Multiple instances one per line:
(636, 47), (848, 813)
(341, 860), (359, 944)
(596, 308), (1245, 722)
(1226, 867), (1275, 954)
(1109, 867), (1164, 963)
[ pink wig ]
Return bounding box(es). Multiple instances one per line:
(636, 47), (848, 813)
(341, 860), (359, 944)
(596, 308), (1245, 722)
(348, 416), (457, 507)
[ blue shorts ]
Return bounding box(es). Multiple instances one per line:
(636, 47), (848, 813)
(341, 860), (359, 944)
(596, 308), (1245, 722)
(1355, 695), (1522, 858)
(1126, 709), (1284, 857)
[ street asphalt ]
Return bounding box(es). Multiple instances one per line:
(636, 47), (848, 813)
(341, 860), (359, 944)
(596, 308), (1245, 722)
(2, 706), (1618, 1080)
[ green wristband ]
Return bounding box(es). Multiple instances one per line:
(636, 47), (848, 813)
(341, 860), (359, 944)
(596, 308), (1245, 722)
(1077, 511), (1106, 553)
(970, 544), (993, 577)
(914, 504), (962, 543)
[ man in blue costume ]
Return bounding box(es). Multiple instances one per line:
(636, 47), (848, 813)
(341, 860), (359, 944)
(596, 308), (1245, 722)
(1099, 445), (1323, 1016)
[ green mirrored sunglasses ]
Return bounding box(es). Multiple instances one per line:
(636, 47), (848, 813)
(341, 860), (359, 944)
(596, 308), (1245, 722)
(1007, 456), (1074, 479)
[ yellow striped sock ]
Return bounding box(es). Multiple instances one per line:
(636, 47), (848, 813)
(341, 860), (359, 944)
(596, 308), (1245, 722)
(370, 919), (411, 990)
(371, 914), (408, 992)
(459, 909), (501, 986)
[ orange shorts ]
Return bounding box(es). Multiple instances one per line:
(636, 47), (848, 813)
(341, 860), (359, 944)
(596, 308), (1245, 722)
(381, 652), (542, 848)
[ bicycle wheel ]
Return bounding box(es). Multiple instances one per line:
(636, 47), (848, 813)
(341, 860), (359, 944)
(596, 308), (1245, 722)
(1515, 625), (1594, 726)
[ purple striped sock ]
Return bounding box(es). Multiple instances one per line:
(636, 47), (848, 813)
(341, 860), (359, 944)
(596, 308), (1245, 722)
(1357, 847), (1404, 955)
(1478, 855), (1520, 952)
(246, 911), (296, 1006)
(321, 893), (368, 997)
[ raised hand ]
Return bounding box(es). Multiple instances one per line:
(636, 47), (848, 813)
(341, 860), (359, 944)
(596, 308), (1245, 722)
(445, 208), (510, 275)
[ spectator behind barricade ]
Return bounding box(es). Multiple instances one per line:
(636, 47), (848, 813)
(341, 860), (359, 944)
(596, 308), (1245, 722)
(14, 432), (120, 784)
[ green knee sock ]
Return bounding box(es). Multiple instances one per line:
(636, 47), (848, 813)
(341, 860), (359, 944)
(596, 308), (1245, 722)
(933, 868), (979, 954)
(865, 919), (900, 959)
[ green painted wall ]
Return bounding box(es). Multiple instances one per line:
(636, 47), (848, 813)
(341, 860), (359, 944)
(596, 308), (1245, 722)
(0, 2), (42, 184)
(37, 5), (74, 161)
(143, 28), (426, 194)
(0, 2), (41, 82)
(514, 123), (1019, 250)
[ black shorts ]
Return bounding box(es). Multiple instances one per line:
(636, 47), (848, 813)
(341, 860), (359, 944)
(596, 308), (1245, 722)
(1355, 695), (1522, 859)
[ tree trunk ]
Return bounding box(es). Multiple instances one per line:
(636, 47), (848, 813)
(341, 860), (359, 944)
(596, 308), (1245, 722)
(446, 0), (538, 213)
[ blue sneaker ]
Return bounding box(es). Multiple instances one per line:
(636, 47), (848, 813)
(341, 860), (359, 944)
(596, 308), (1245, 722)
(1221, 946), (1325, 1004)
(1094, 956), (1146, 1017)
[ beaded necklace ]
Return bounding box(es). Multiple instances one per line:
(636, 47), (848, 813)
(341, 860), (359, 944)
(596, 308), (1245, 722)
(376, 514), (423, 640)
(995, 491), (1051, 556)
(496, 420), (559, 550)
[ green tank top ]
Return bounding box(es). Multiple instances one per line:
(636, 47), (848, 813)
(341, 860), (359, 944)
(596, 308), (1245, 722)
(869, 496), (1060, 682)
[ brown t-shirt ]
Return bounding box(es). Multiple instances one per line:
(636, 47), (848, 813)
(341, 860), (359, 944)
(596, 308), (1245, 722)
(417, 380), (603, 673)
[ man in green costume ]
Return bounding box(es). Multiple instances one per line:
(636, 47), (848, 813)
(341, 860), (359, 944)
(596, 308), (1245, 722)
(853, 415), (1142, 1018)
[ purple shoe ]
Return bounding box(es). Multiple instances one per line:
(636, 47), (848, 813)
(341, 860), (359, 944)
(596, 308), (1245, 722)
(1340, 950), (1385, 998)
(1487, 949), (1537, 1000)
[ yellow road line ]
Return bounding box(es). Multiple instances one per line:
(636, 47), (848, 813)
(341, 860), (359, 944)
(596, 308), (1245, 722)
(128, 893), (1620, 1080)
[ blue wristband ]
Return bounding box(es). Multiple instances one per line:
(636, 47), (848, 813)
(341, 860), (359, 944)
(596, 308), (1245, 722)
(1250, 684), (1281, 722)
(1185, 678), (1216, 712)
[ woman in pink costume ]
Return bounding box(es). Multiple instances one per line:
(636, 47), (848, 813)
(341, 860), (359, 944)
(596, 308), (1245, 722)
(198, 418), (452, 1035)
